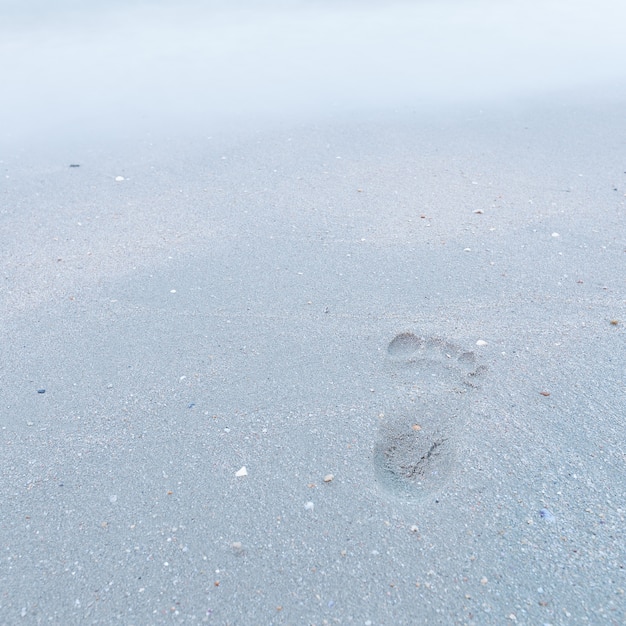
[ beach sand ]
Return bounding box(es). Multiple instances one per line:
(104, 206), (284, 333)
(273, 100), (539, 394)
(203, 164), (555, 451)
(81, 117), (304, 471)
(1, 2), (625, 624)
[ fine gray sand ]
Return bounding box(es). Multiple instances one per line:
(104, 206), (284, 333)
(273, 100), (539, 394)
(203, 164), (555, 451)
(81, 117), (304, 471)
(2, 3), (626, 625)
(2, 99), (625, 625)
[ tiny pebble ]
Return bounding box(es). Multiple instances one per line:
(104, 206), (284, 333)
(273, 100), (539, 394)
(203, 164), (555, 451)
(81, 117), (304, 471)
(539, 391), (550, 397)
(115, 176), (125, 182)
(476, 340), (488, 346)
(464, 248), (472, 252)
(323, 474), (334, 483)
(472, 209), (484, 214)
(410, 525), (419, 533)
(304, 501), (314, 511)
(235, 466), (247, 477)
(551, 232), (560, 238)
(37, 389), (46, 394)
(539, 508), (556, 523)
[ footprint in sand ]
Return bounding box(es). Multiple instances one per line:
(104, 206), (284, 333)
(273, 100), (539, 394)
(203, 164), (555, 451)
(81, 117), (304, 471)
(374, 332), (487, 499)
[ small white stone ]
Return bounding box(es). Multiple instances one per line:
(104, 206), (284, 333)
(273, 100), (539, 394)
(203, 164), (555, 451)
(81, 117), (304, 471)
(115, 176), (125, 182)
(323, 474), (334, 483)
(464, 248), (472, 252)
(551, 232), (560, 237)
(472, 209), (484, 214)
(235, 466), (247, 477)
(476, 340), (488, 346)
(304, 501), (314, 511)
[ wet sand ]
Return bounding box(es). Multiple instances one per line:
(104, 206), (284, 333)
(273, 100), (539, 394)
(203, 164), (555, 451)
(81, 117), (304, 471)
(2, 97), (625, 624)
(1, 2), (625, 624)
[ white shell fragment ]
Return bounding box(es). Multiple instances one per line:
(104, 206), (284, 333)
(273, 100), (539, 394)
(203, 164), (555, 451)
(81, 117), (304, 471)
(323, 474), (334, 483)
(115, 176), (125, 182)
(304, 501), (315, 511)
(476, 340), (488, 346)
(235, 466), (248, 477)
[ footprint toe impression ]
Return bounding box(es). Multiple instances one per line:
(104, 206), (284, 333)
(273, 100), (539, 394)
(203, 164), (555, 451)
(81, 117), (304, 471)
(387, 332), (425, 357)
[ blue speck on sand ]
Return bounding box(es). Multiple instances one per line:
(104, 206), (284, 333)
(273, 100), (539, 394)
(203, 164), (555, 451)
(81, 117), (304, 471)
(539, 508), (556, 523)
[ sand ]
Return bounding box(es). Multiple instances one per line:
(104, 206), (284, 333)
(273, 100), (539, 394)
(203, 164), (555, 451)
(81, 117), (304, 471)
(1, 2), (625, 624)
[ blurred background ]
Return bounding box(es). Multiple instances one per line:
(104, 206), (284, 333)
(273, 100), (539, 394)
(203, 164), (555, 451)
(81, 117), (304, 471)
(2, 0), (626, 146)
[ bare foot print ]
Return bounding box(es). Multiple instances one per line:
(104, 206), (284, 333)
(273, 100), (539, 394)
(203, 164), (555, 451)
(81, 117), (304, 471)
(374, 332), (487, 499)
